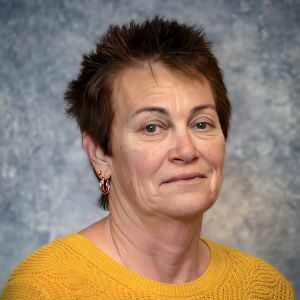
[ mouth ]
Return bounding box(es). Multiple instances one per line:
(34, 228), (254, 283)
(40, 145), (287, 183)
(162, 173), (206, 184)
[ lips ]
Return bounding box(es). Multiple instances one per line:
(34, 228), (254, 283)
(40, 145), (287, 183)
(162, 173), (206, 184)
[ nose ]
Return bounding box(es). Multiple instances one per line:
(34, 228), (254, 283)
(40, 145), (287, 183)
(168, 129), (199, 164)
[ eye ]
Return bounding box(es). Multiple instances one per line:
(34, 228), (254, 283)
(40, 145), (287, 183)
(195, 122), (208, 130)
(144, 124), (159, 133)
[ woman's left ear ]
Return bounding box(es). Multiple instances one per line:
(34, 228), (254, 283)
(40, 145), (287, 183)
(82, 133), (111, 177)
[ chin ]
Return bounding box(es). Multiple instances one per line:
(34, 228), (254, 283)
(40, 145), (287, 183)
(159, 193), (216, 220)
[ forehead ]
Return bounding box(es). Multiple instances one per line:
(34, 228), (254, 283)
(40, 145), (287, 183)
(111, 64), (215, 111)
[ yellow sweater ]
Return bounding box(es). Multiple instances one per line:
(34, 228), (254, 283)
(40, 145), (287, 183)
(1, 233), (294, 299)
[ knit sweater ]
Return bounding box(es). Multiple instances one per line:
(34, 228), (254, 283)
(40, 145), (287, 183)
(1, 233), (294, 299)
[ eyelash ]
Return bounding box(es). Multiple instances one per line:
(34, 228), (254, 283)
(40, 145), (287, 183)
(142, 119), (214, 136)
(193, 121), (214, 130)
(143, 123), (165, 135)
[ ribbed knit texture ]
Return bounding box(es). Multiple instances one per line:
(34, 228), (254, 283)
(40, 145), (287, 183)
(1, 233), (294, 299)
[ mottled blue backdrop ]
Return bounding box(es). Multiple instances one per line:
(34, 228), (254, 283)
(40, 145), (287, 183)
(0, 0), (299, 297)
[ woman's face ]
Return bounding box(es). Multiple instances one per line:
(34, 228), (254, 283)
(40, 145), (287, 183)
(106, 64), (225, 220)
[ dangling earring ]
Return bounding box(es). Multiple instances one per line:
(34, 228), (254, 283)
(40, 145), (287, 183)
(97, 171), (110, 194)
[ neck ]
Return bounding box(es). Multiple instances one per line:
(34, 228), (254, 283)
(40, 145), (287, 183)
(100, 202), (209, 283)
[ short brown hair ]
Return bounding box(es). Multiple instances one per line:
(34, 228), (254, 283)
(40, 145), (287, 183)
(64, 16), (231, 210)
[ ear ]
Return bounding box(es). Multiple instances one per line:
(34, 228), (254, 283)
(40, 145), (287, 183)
(82, 133), (111, 178)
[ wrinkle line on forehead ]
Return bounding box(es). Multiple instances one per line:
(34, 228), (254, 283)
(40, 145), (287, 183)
(112, 65), (166, 106)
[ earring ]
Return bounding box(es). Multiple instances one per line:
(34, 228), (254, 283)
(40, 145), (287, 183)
(97, 171), (110, 194)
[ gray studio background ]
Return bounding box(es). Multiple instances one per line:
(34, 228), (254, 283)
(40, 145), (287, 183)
(1, 0), (299, 296)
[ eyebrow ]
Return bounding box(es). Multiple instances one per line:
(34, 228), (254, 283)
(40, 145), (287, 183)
(132, 104), (216, 118)
(190, 104), (216, 115)
(132, 106), (170, 117)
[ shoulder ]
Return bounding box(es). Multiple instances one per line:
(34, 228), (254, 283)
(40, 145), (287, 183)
(11, 233), (83, 271)
(1, 233), (87, 299)
(204, 239), (294, 299)
(206, 239), (291, 281)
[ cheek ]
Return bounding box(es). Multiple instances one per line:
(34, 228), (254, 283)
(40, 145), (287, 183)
(128, 144), (165, 178)
(205, 140), (225, 170)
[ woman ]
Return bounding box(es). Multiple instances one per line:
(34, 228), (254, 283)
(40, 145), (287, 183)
(1, 17), (294, 299)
